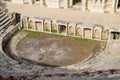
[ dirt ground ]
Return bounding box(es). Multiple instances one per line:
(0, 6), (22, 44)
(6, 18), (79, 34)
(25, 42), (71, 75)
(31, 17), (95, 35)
(16, 31), (105, 66)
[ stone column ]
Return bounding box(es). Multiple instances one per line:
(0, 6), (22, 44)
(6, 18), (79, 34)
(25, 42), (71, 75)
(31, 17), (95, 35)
(64, 0), (69, 9)
(28, 0), (32, 4)
(66, 23), (68, 35)
(102, 0), (105, 12)
(26, 17), (29, 30)
(82, 0), (87, 11)
(57, 24), (59, 33)
(33, 18), (36, 31)
(42, 19), (44, 32)
(116, 0), (119, 10)
(111, 0), (116, 13)
(91, 28), (93, 39)
(20, 15), (23, 28)
(50, 21), (52, 33)
(40, 0), (44, 6)
(91, 0), (95, 12)
(108, 30), (111, 40)
(69, 0), (73, 8)
(102, 0), (105, 5)
(100, 29), (103, 40)
(74, 25), (76, 36)
(82, 28), (84, 38)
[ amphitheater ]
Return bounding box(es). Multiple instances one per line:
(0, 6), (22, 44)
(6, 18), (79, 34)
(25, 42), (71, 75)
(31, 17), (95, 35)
(0, 0), (120, 80)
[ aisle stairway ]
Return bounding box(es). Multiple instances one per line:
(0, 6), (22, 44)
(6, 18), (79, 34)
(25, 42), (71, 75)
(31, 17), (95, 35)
(0, 7), (11, 35)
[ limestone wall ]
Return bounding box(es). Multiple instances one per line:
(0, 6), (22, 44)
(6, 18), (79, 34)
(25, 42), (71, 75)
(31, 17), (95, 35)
(21, 16), (111, 41)
(11, 0), (24, 4)
(11, 0), (120, 13)
(46, 0), (60, 8)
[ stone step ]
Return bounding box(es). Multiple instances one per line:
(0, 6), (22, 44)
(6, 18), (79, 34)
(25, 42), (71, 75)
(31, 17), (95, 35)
(0, 14), (7, 22)
(0, 20), (11, 31)
(0, 17), (10, 26)
(0, 11), (6, 18)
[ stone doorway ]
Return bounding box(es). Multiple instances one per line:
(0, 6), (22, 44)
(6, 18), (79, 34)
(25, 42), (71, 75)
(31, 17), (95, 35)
(117, 0), (120, 10)
(110, 32), (120, 40)
(58, 25), (66, 33)
(73, 0), (81, 5)
(72, 0), (81, 9)
(35, 22), (43, 31)
(84, 28), (92, 39)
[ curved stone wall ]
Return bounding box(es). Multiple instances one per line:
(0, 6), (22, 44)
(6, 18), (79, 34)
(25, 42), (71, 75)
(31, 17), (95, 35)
(0, 22), (120, 80)
(0, 18), (120, 80)
(0, 24), (36, 76)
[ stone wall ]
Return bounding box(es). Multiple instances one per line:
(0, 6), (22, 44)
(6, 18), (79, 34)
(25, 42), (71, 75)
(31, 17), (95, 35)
(22, 16), (111, 41)
(11, 0), (120, 13)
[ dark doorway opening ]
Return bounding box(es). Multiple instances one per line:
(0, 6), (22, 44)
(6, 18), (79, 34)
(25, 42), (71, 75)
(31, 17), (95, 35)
(111, 32), (120, 40)
(59, 25), (66, 33)
(118, 0), (120, 8)
(14, 13), (21, 25)
(73, 0), (81, 5)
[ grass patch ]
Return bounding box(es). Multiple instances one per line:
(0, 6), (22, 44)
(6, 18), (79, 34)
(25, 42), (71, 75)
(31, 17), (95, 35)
(23, 30), (103, 54)
(25, 30), (93, 42)
(92, 44), (101, 54)
(51, 29), (57, 33)
(4, 0), (11, 1)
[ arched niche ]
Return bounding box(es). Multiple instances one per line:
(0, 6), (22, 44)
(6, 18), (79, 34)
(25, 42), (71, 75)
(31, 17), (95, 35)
(84, 28), (92, 39)
(68, 25), (74, 35)
(51, 22), (57, 33)
(28, 20), (34, 29)
(58, 24), (67, 33)
(93, 29), (101, 39)
(44, 21), (50, 32)
(76, 27), (82, 37)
